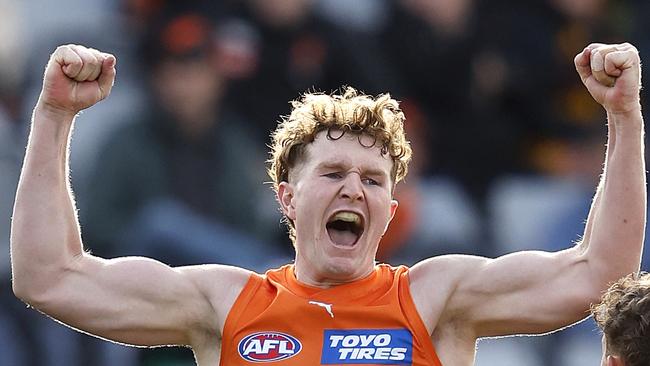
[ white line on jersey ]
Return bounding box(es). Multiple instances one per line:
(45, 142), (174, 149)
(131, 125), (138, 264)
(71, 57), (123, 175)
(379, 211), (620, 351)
(308, 300), (334, 318)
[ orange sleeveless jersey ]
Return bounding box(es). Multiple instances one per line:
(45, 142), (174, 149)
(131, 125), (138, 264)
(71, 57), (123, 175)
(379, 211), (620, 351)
(219, 264), (443, 366)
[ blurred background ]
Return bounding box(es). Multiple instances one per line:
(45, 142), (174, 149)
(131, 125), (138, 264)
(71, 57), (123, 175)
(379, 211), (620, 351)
(1, 0), (649, 365)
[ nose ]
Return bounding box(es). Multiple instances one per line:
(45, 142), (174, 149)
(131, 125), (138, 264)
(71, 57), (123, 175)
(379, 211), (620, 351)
(340, 173), (364, 202)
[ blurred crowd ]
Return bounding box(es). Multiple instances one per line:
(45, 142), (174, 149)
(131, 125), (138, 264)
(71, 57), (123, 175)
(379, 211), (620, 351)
(1, 0), (649, 365)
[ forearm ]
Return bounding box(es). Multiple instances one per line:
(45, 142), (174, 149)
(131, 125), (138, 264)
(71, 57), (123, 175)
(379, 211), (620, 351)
(10, 102), (85, 299)
(579, 132), (609, 249)
(587, 108), (645, 283)
(580, 111), (618, 247)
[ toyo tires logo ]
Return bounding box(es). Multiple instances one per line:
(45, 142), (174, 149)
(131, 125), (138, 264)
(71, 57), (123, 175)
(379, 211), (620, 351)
(321, 329), (413, 364)
(238, 331), (302, 362)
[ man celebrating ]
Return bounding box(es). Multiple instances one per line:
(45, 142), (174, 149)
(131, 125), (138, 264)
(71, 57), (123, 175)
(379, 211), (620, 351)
(11, 42), (645, 365)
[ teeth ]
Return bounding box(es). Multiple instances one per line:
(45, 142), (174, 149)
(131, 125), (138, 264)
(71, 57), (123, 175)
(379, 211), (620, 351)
(333, 212), (361, 224)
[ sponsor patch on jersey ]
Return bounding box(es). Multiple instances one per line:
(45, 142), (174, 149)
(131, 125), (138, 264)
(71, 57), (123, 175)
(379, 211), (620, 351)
(238, 331), (302, 362)
(321, 329), (413, 365)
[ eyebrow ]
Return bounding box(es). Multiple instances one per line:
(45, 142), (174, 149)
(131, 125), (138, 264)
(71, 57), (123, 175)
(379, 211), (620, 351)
(316, 161), (389, 178)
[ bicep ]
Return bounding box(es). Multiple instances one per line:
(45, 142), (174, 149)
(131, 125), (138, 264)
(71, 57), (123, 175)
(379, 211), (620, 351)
(34, 254), (225, 347)
(444, 248), (599, 338)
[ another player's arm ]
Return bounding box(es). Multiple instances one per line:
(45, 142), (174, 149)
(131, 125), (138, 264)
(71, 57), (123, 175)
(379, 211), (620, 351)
(10, 44), (250, 347)
(411, 43), (645, 339)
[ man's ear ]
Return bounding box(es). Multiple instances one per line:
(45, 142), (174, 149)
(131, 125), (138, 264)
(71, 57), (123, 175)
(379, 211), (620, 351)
(607, 355), (625, 366)
(278, 182), (296, 221)
(383, 199), (399, 235)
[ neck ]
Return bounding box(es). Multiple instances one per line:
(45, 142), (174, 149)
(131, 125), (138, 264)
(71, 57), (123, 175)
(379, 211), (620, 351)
(293, 255), (375, 288)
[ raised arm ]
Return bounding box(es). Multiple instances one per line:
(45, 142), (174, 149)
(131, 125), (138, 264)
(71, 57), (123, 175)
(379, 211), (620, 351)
(573, 43), (646, 282)
(10, 45), (250, 347)
(411, 43), (645, 341)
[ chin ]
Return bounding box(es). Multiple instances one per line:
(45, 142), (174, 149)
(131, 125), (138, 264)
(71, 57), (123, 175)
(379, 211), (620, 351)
(320, 255), (370, 280)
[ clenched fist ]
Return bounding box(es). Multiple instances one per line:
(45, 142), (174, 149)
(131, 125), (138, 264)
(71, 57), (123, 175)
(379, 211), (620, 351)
(574, 43), (641, 115)
(39, 44), (116, 117)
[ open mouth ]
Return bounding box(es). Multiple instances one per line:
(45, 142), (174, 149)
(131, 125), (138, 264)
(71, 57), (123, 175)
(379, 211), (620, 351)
(326, 211), (365, 247)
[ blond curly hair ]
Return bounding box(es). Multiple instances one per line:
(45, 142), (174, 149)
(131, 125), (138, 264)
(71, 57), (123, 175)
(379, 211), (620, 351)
(591, 272), (650, 366)
(267, 87), (412, 243)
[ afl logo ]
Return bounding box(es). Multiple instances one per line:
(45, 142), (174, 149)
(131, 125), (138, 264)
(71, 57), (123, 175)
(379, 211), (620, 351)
(238, 331), (302, 362)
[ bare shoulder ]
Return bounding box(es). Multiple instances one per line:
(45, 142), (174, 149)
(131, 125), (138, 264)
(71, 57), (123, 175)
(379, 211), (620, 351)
(409, 254), (486, 291)
(180, 264), (255, 334)
(408, 254), (488, 332)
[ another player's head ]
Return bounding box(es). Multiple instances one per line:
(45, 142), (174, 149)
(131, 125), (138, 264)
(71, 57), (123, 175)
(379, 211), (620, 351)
(267, 87), (411, 280)
(591, 272), (650, 366)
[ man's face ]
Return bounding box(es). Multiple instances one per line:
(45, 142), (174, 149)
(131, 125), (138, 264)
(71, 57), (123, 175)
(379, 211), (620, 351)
(153, 57), (224, 126)
(278, 131), (398, 284)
